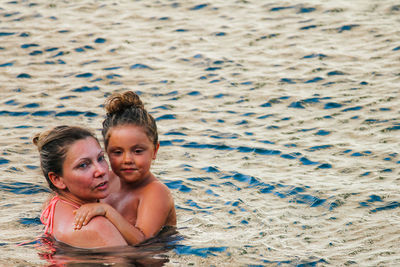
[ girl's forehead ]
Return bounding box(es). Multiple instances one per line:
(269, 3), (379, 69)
(107, 125), (153, 144)
(109, 124), (147, 136)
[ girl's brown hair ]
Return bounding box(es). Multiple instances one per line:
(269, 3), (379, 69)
(102, 91), (158, 149)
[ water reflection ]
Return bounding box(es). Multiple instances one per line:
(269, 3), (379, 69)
(36, 226), (180, 266)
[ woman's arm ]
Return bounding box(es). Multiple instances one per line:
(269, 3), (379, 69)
(74, 203), (146, 245)
(63, 216), (128, 248)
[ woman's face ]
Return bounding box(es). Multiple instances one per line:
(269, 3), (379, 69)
(59, 137), (111, 203)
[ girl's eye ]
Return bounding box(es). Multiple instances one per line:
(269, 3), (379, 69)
(134, 149), (144, 154)
(112, 150), (122, 155)
(98, 155), (105, 162)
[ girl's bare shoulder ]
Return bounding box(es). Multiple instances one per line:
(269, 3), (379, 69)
(142, 179), (174, 204)
(145, 179), (171, 193)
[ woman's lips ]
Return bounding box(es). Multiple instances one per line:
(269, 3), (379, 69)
(95, 181), (108, 190)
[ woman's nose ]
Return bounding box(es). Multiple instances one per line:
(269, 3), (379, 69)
(94, 161), (107, 177)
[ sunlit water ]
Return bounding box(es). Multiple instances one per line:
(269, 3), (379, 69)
(1, 0), (400, 266)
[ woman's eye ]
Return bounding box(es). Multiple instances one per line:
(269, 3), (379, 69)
(78, 162), (88, 169)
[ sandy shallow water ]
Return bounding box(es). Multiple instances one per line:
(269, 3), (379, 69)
(1, 0), (400, 266)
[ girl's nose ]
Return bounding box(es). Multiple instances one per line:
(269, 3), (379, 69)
(123, 152), (134, 164)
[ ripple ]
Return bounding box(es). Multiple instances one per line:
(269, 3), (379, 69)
(324, 102), (342, 109)
(370, 202), (400, 213)
(75, 73), (93, 78)
(0, 32), (15, 36)
(315, 130), (330, 136)
(189, 4), (208, 11)
(0, 111), (30, 116)
(220, 171), (339, 210)
(327, 70), (346, 76)
(305, 77), (324, 83)
(0, 62), (13, 67)
(156, 114), (176, 121)
(130, 64), (153, 70)
(94, 37), (106, 43)
(0, 181), (50, 195)
(55, 111), (98, 117)
(17, 73), (31, 78)
(300, 25), (318, 30)
(303, 53), (327, 59)
(306, 145), (333, 152)
(337, 24), (360, 33)
(174, 245), (227, 258)
(19, 217), (41, 225)
(270, 6), (294, 12)
(22, 103), (40, 108)
(72, 86), (99, 92)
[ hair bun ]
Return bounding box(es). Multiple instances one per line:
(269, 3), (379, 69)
(32, 131), (49, 150)
(33, 126), (70, 150)
(32, 133), (41, 147)
(105, 91), (144, 115)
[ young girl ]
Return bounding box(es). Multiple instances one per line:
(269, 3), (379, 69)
(73, 91), (176, 245)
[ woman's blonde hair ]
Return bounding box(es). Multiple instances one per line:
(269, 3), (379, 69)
(33, 125), (97, 191)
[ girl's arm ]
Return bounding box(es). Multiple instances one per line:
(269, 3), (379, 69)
(135, 182), (175, 239)
(73, 203), (146, 245)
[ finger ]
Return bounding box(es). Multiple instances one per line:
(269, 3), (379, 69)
(74, 220), (84, 230)
(74, 213), (87, 227)
(77, 216), (85, 227)
(83, 216), (92, 226)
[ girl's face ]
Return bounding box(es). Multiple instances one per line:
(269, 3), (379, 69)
(58, 137), (111, 203)
(106, 125), (159, 185)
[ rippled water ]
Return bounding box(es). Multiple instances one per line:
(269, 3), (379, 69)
(1, 0), (400, 266)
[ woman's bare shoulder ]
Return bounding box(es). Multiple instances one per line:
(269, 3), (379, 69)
(62, 216), (127, 248)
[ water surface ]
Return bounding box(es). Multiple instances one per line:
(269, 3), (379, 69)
(1, 0), (400, 266)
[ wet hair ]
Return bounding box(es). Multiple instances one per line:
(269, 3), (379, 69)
(102, 91), (158, 149)
(33, 125), (97, 192)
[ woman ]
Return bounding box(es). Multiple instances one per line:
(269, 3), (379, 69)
(34, 125), (127, 248)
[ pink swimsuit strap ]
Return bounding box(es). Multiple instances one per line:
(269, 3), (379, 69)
(40, 195), (80, 235)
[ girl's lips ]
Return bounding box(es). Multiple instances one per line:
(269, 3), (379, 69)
(121, 168), (137, 172)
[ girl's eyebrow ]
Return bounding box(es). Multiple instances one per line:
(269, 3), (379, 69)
(107, 144), (121, 148)
(107, 146), (121, 150)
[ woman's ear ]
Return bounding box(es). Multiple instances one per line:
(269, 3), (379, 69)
(48, 172), (67, 190)
(152, 142), (160, 160)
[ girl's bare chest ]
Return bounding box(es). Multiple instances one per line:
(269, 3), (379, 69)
(108, 193), (140, 225)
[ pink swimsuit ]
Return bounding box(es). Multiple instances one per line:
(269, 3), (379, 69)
(40, 195), (80, 235)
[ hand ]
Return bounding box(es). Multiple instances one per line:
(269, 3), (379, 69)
(73, 203), (107, 230)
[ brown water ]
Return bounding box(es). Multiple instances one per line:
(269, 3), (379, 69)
(1, 0), (400, 266)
